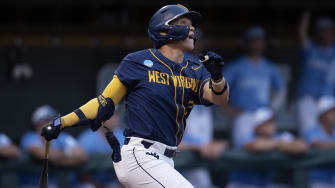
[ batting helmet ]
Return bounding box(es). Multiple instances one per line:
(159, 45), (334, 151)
(148, 4), (202, 48)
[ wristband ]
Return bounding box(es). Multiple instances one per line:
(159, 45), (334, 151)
(211, 78), (224, 86)
(53, 117), (62, 127)
(209, 80), (228, 95)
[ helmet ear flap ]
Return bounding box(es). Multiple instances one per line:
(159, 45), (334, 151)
(151, 24), (190, 48)
(166, 25), (190, 41)
(158, 26), (170, 36)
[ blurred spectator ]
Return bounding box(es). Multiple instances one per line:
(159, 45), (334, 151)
(304, 96), (335, 188)
(0, 133), (21, 159)
(77, 111), (124, 188)
(178, 105), (227, 188)
(223, 26), (286, 146)
(297, 12), (335, 135)
(0, 133), (20, 187)
(227, 108), (307, 188)
(20, 105), (87, 188)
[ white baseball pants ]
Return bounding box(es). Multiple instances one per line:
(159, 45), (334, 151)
(113, 137), (194, 188)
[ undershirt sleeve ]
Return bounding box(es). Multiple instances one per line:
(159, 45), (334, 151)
(61, 75), (127, 128)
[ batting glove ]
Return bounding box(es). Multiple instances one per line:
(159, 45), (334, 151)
(199, 52), (224, 82)
(41, 117), (61, 141)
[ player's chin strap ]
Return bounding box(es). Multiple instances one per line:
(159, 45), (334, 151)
(104, 126), (122, 162)
(74, 95), (115, 131)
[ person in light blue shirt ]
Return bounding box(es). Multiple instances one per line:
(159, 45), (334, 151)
(304, 96), (335, 188)
(224, 56), (284, 112)
(77, 112), (125, 188)
(224, 26), (286, 146)
(297, 12), (335, 135)
(20, 105), (87, 188)
(224, 26), (285, 113)
(228, 108), (307, 188)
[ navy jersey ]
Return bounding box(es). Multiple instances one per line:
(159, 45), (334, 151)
(115, 48), (211, 146)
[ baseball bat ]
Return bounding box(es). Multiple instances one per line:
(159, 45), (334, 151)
(38, 141), (50, 188)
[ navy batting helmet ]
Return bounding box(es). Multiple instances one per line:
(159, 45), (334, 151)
(148, 4), (202, 48)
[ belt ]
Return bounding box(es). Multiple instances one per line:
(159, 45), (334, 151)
(124, 137), (178, 158)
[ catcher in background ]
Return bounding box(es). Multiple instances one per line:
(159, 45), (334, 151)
(41, 4), (229, 188)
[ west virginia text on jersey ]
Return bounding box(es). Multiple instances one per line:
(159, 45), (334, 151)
(115, 48), (211, 146)
(148, 70), (200, 92)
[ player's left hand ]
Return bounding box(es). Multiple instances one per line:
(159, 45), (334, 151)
(199, 52), (224, 82)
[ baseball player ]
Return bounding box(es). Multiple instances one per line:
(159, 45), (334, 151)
(41, 4), (229, 188)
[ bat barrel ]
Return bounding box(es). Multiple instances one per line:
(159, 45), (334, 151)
(38, 158), (49, 188)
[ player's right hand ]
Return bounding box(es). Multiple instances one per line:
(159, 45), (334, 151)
(199, 52), (224, 82)
(41, 119), (61, 141)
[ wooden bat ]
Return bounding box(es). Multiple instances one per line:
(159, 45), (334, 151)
(38, 141), (50, 188)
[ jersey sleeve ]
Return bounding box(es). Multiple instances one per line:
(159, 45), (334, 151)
(194, 65), (212, 105)
(61, 75), (126, 128)
(115, 55), (143, 89)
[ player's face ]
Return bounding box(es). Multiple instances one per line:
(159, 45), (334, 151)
(170, 17), (195, 51)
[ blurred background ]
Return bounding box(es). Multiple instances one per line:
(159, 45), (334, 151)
(1, 0), (335, 188)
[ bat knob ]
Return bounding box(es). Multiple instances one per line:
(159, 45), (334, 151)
(199, 55), (209, 62)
